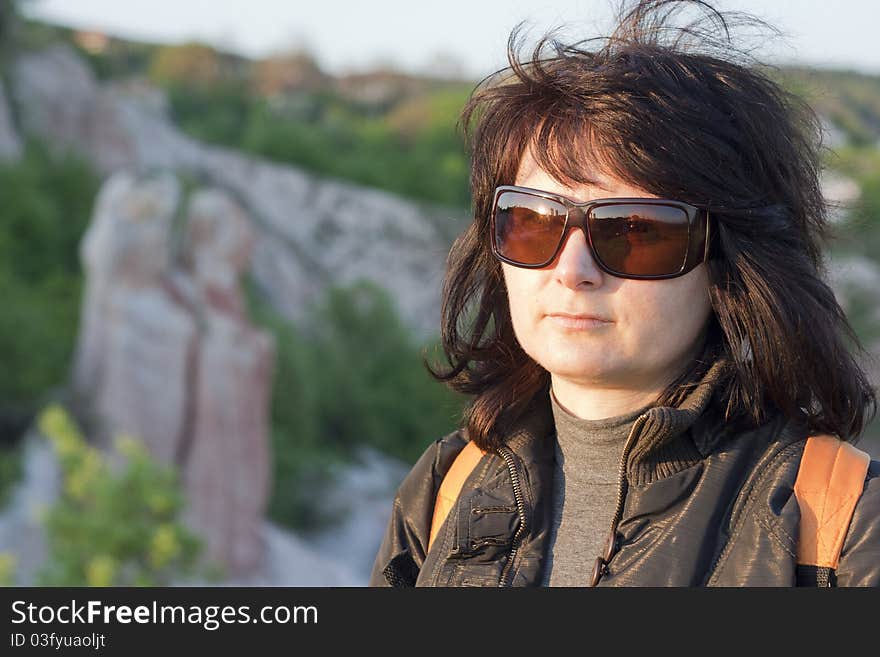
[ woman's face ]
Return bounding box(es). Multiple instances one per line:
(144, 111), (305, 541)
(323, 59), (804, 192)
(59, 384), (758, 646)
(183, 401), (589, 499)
(501, 148), (713, 398)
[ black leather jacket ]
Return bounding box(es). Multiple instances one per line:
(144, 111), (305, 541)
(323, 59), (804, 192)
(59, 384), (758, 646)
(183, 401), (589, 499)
(369, 359), (880, 586)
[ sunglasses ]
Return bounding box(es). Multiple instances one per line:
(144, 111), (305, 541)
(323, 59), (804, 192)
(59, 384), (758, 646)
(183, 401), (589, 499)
(490, 185), (712, 280)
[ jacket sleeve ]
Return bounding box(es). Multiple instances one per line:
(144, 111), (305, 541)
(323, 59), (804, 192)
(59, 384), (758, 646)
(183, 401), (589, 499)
(368, 431), (468, 586)
(835, 459), (880, 587)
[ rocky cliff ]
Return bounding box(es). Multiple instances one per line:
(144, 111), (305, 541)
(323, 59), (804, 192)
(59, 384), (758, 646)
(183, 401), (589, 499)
(8, 44), (465, 341)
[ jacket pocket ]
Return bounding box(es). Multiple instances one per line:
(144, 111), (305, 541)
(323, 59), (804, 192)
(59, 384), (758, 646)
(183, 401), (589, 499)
(452, 486), (519, 556)
(431, 485), (519, 586)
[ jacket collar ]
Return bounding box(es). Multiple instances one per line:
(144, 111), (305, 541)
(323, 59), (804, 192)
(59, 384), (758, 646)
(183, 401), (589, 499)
(502, 356), (735, 486)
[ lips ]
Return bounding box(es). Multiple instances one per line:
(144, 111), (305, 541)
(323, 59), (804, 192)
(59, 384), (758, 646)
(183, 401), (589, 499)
(547, 312), (612, 323)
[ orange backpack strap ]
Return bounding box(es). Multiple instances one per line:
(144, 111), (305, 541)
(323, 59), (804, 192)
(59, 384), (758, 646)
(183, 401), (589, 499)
(427, 441), (488, 553)
(794, 434), (870, 576)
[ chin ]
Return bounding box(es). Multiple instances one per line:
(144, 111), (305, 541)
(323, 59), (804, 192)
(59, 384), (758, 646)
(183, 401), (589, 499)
(530, 346), (616, 380)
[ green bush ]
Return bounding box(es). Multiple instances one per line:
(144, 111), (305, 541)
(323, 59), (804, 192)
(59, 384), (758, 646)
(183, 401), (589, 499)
(36, 404), (202, 586)
(305, 282), (465, 460)
(825, 147), (880, 262)
(247, 279), (466, 531)
(167, 80), (253, 145)
(0, 141), (98, 432)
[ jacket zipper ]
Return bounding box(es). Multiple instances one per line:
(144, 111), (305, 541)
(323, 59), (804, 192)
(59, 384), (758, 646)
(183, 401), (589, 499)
(589, 413), (651, 586)
(496, 411), (649, 587)
(497, 445), (528, 587)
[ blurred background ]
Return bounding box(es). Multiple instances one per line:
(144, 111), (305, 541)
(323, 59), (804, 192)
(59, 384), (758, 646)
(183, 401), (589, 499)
(0, 0), (877, 586)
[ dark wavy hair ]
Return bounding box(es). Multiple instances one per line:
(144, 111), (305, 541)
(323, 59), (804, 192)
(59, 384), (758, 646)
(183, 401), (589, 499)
(426, 0), (877, 452)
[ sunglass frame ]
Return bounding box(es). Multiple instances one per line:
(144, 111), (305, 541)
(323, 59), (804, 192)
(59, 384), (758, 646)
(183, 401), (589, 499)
(490, 184), (712, 280)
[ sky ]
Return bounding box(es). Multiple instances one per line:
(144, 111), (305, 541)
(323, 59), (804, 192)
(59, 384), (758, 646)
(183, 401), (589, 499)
(23, 0), (880, 78)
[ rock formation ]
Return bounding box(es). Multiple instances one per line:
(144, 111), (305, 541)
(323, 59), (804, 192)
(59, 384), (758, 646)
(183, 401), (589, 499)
(177, 189), (274, 573)
(72, 171), (274, 575)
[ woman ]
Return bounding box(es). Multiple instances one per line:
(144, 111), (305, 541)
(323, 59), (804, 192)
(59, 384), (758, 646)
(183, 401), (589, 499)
(369, 0), (879, 586)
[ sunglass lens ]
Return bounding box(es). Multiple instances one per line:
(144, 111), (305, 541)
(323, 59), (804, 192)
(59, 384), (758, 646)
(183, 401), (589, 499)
(589, 204), (689, 276)
(494, 192), (567, 265)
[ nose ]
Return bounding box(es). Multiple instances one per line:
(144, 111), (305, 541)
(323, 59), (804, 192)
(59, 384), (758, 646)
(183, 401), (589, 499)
(553, 224), (605, 289)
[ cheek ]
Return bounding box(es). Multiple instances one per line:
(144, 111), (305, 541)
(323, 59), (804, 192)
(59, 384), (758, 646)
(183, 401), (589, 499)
(502, 266), (541, 336)
(617, 277), (711, 347)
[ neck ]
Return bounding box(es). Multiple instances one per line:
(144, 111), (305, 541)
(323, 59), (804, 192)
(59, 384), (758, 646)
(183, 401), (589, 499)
(549, 376), (663, 421)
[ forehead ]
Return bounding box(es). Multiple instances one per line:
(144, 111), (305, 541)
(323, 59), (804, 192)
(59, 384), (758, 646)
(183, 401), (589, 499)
(514, 143), (658, 200)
